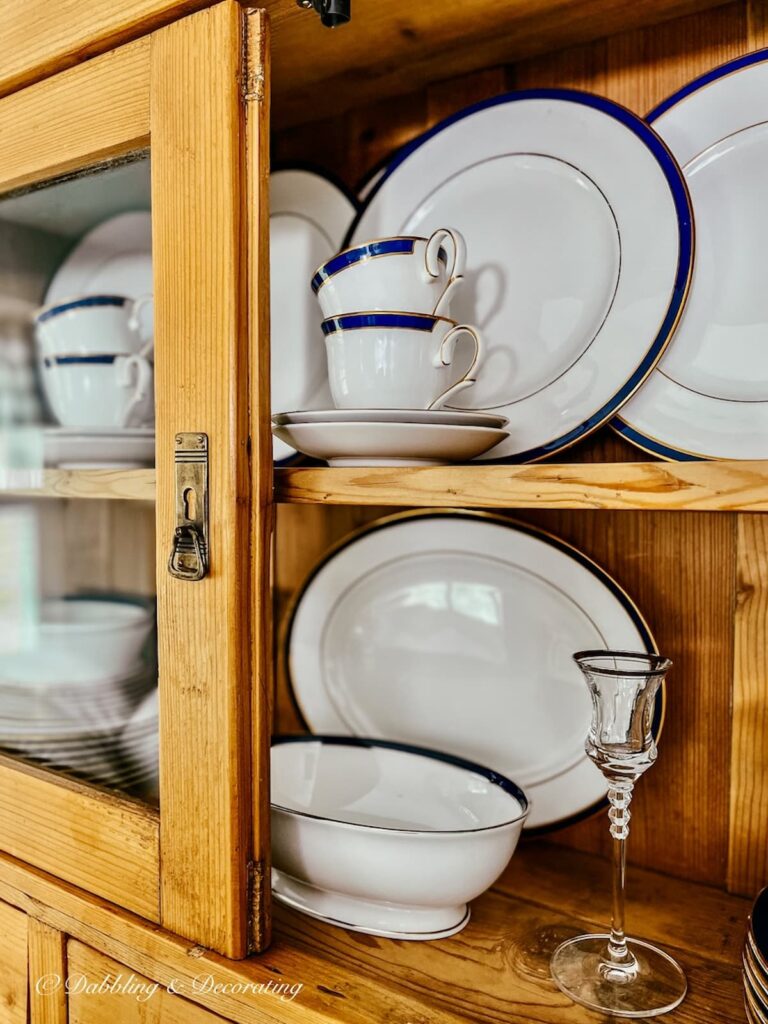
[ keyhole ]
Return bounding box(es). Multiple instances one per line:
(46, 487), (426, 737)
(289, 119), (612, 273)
(183, 487), (197, 523)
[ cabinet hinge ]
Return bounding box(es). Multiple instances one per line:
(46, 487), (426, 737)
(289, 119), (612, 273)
(242, 9), (266, 104)
(247, 858), (268, 952)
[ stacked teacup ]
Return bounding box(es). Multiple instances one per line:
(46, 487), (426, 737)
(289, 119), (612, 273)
(33, 294), (154, 430)
(272, 229), (509, 466)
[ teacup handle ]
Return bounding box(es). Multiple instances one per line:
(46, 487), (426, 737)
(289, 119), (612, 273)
(116, 354), (153, 427)
(127, 294), (154, 357)
(427, 324), (484, 411)
(424, 228), (467, 317)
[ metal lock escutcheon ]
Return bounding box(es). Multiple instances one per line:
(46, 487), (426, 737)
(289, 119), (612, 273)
(167, 432), (209, 581)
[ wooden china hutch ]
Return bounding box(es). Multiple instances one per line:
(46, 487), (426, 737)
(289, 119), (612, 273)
(0, 0), (764, 1021)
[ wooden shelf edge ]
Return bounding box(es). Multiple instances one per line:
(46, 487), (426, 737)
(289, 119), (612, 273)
(0, 468), (156, 501)
(0, 840), (748, 1024)
(274, 461), (768, 511)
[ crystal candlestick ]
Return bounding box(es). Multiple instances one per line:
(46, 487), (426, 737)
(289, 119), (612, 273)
(550, 650), (687, 1018)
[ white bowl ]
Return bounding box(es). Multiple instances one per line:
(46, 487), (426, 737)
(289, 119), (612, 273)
(1, 598), (153, 685)
(271, 736), (529, 940)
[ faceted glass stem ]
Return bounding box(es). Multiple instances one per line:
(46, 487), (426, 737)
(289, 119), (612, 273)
(603, 785), (638, 980)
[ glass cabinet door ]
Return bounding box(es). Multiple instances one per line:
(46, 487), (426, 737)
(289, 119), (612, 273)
(0, 1), (272, 959)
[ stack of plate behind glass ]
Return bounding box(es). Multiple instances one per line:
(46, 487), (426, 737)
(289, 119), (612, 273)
(0, 596), (159, 800)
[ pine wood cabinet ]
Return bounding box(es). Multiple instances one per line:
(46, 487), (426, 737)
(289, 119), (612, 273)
(0, 1), (765, 1023)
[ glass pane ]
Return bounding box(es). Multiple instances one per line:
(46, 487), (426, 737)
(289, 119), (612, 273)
(0, 156), (158, 804)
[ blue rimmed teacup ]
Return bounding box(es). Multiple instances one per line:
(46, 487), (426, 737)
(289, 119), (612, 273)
(321, 311), (483, 411)
(34, 293), (153, 358)
(312, 228), (466, 319)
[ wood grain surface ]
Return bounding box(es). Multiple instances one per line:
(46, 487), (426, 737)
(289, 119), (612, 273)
(2, 470), (156, 502)
(151, 1), (255, 957)
(0, 842), (749, 1024)
(0, 900), (27, 1024)
(728, 516), (768, 895)
(245, 7), (275, 955)
(28, 919), (68, 1024)
(0, 756), (159, 920)
(0, 36), (150, 196)
(276, 461), (768, 511)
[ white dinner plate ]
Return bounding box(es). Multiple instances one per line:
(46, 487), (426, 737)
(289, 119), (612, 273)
(271, 169), (357, 464)
(271, 421), (507, 467)
(350, 90), (692, 462)
(43, 427), (154, 468)
(45, 211), (153, 304)
(272, 408), (508, 429)
(616, 52), (768, 460)
(287, 512), (662, 831)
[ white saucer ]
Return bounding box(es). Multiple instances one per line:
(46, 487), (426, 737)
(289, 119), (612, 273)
(271, 420), (507, 466)
(273, 408), (508, 429)
(44, 427), (154, 468)
(272, 870), (471, 940)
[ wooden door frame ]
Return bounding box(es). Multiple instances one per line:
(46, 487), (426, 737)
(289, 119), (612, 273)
(0, 1), (271, 958)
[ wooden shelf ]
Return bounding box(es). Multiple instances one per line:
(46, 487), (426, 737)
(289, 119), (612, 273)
(1, 468), (155, 501)
(265, 841), (748, 1023)
(268, 0), (726, 128)
(275, 461), (768, 511)
(0, 839), (747, 1024)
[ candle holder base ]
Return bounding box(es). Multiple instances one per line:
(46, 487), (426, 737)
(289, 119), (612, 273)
(551, 934), (687, 1018)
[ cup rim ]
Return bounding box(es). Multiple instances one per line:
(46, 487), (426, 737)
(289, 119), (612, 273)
(321, 311), (457, 336)
(312, 235), (430, 285)
(34, 293), (133, 323)
(573, 650), (672, 677)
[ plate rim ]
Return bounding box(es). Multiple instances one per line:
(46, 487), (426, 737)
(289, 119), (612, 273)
(346, 87), (694, 463)
(282, 508), (665, 835)
(615, 48), (768, 461)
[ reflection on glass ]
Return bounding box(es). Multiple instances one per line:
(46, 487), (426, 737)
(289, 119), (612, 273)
(0, 156), (157, 803)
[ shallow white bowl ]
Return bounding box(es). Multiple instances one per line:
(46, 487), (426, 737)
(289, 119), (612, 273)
(1, 598), (153, 684)
(271, 736), (529, 939)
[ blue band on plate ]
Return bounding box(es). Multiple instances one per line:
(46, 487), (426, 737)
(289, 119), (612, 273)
(347, 88), (694, 464)
(43, 355), (118, 368)
(37, 295), (127, 323)
(311, 239), (417, 293)
(322, 312), (440, 336)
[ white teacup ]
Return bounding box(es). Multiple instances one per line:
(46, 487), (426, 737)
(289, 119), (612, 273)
(34, 294), (153, 358)
(322, 312), (483, 410)
(312, 229), (466, 319)
(41, 354), (154, 428)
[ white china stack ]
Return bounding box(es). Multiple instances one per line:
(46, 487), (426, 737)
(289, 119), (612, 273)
(272, 227), (509, 465)
(0, 596), (159, 798)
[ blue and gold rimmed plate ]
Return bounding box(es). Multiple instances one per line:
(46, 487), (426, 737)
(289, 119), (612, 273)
(616, 50), (768, 460)
(285, 511), (664, 832)
(349, 89), (693, 463)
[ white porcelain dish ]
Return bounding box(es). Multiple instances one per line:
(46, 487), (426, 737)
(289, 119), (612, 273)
(43, 427), (155, 468)
(270, 169), (357, 464)
(45, 212), (153, 306)
(271, 420), (507, 467)
(287, 512), (662, 831)
(616, 52), (768, 460)
(271, 735), (528, 939)
(273, 407), (508, 429)
(2, 598), (153, 685)
(350, 89), (692, 462)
